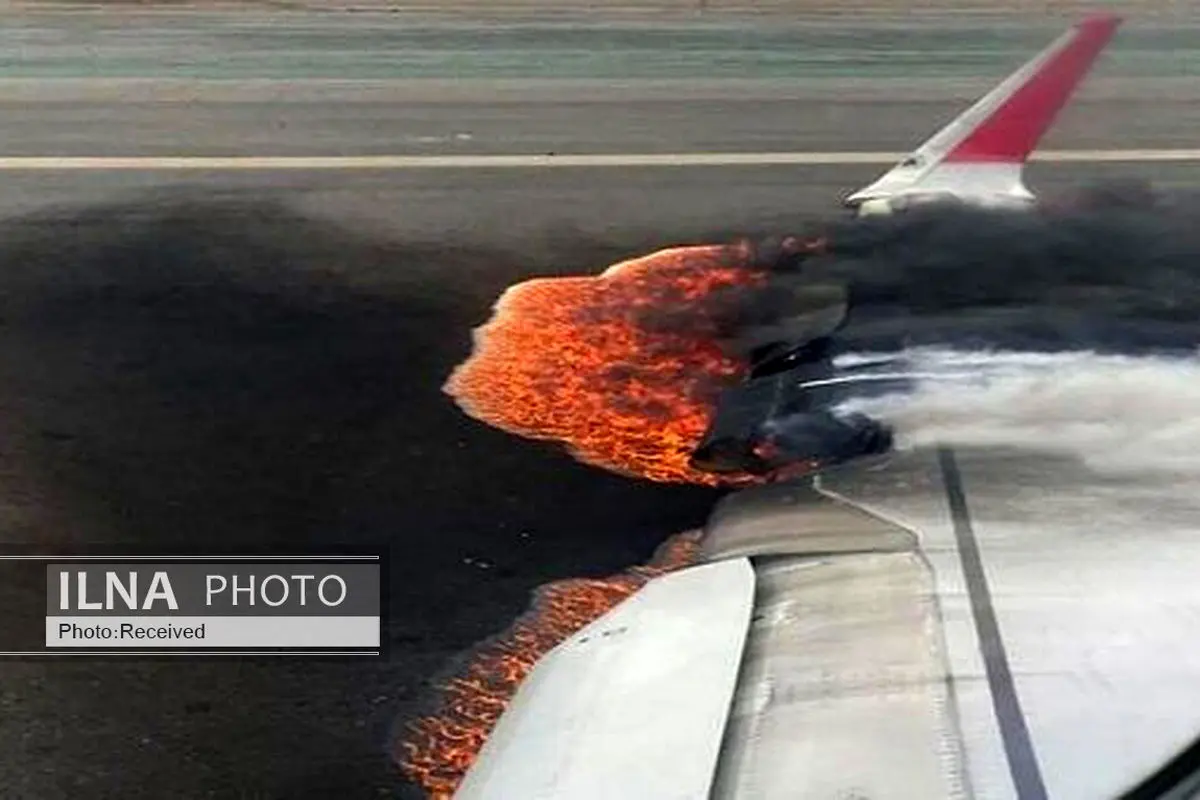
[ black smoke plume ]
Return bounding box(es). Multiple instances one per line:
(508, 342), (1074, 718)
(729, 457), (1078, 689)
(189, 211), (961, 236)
(721, 197), (1200, 356)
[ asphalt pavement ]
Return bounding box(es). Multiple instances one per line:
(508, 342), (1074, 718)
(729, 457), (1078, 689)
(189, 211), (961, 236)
(0, 10), (1194, 800)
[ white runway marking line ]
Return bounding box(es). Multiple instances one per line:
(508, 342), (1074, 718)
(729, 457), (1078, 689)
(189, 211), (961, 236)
(0, 149), (1199, 170)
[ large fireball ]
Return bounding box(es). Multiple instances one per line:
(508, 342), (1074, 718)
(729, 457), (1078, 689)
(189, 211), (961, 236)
(444, 244), (766, 485)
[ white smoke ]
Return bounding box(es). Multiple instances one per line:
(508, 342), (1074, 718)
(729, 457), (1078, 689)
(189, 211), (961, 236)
(837, 348), (1200, 476)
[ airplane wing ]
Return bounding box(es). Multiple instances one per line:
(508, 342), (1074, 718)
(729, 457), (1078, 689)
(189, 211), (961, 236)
(453, 454), (1200, 799)
(844, 15), (1123, 212)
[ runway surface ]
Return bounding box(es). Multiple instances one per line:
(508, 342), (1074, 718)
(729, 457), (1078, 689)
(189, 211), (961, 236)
(0, 10), (1194, 799)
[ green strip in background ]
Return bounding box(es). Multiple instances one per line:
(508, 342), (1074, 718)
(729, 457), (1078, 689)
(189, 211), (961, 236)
(2, 17), (1199, 79)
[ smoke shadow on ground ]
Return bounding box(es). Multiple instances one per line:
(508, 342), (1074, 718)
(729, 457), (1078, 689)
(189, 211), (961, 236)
(0, 193), (720, 799)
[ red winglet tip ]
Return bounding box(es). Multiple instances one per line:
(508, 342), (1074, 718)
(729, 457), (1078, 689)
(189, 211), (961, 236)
(943, 14), (1123, 164)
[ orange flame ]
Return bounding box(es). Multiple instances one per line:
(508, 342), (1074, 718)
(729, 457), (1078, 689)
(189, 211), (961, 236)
(396, 244), (774, 796)
(396, 530), (704, 798)
(444, 244), (767, 486)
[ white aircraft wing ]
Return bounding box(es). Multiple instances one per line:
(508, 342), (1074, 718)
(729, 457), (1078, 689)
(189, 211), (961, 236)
(454, 448), (1200, 798)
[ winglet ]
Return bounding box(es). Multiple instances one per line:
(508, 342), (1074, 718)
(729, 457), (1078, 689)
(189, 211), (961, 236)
(845, 15), (1122, 208)
(945, 14), (1122, 163)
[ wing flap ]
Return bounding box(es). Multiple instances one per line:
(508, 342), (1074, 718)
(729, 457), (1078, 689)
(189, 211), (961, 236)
(454, 558), (756, 800)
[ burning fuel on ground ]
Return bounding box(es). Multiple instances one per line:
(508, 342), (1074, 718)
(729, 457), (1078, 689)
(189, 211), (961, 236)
(442, 244), (770, 486)
(396, 243), (789, 797)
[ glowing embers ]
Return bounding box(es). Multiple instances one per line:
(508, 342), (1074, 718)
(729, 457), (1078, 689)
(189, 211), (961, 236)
(396, 530), (703, 798)
(444, 245), (766, 486)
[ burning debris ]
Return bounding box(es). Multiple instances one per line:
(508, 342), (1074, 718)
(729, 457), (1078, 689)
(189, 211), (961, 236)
(443, 244), (768, 486)
(396, 529), (703, 798)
